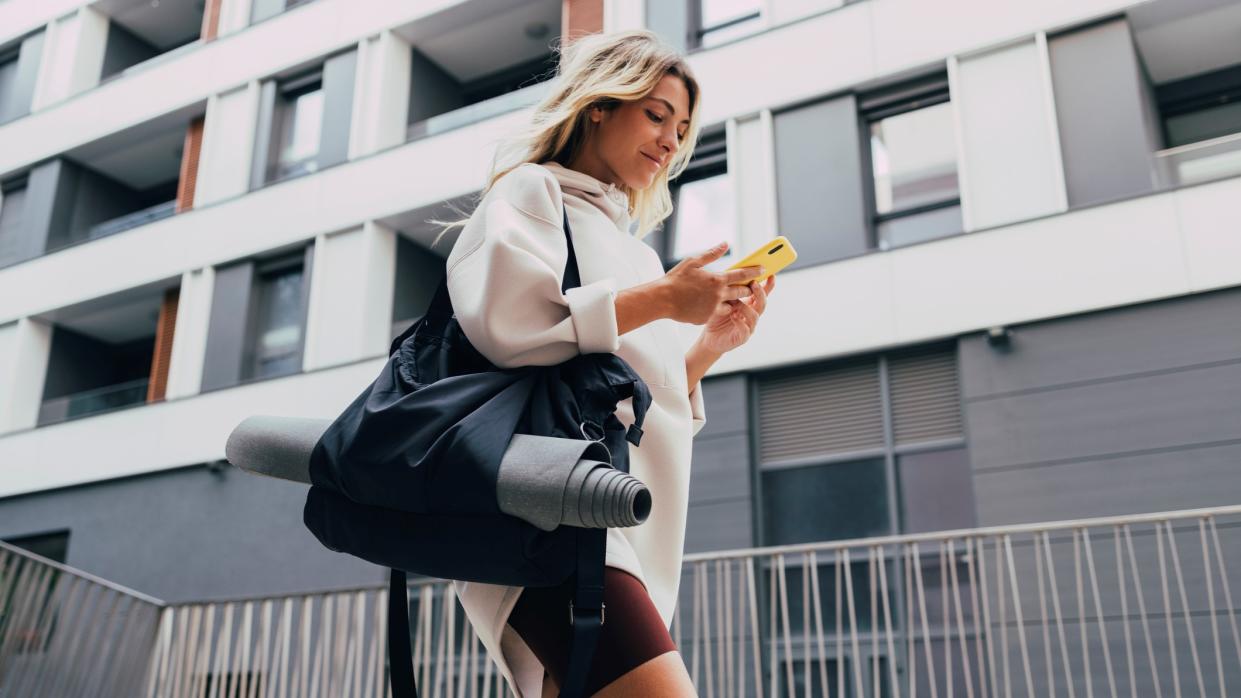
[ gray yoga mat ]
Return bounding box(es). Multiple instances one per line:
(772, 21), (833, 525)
(225, 416), (651, 530)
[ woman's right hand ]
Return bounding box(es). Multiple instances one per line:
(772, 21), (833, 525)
(658, 242), (765, 325)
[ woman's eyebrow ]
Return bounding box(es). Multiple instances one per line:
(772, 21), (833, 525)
(650, 97), (691, 125)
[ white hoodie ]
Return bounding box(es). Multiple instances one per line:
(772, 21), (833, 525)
(445, 160), (707, 697)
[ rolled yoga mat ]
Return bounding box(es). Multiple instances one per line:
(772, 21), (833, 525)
(225, 416), (651, 531)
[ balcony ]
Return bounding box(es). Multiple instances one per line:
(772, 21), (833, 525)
(2, 504), (1238, 696)
(1156, 132), (1241, 188)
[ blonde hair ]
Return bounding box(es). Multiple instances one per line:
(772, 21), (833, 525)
(430, 29), (702, 248)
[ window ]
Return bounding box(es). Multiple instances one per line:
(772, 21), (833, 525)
(1154, 64), (1241, 187)
(653, 126), (735, 269)
(0, 178), (28, 266)
(861, 74), (962, 250)
(755, 345), (972, 546)
(247, 257), (306, 380)
(268, 73), (324, 182)
(694, 0), (763, 48)
(0, 49), (18, 116)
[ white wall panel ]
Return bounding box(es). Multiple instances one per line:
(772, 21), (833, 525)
(768, 0), (844, 27)
(0, 356), (386, 497)
(30, 6), (109, 111)
(217, 0), (255, 36)
(730, 114), (776, 259)
(953, 39), (1066, 230)
(195, 82), (260, 207)
(165, 267), (216, 400)
(303, 222), (396, 370)
(604, 0), (644, 32)
(0, 0), (84, 46)
(1174, 176), (1241, 294)
(348, 31), (412, 159)
(0, 318), (51, 435)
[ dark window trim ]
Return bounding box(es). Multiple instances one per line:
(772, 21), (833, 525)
(858, 71), (958, 242)
(691, 0), (763, 49)
(1154, 62), (1241, 147)
(660, 123), (729, 267)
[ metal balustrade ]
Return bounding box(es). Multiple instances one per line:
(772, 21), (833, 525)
(3, 505), (1239, 697)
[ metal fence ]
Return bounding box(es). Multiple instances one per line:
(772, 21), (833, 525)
(0, 539), (164, 698)
(3, 505), (1239, 697)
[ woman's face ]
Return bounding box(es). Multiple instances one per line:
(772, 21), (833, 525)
(580, 73), (692, 191)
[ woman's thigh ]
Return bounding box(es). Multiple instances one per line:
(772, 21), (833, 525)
(506, 567), (693, 696)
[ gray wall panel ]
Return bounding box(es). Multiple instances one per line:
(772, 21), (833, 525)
(968, 360), (1241, 471)
(249, 80), (277, 190)
(684, 497), (752, 554)
(689, 433), (750, 505)
(0, 30), (43, 125)
(100, 22), (158, 81)
(0, 465), (381, 602)
(20, 159), (70, 261)
(250, 0), (285, 25)
(407, 48), (465, 127)
(959, 289), (1241, 400)
(697, 374), (748, 440)
(1049, 18), (1159, 208)
(961, 288), (1241, 526)
(318, 50), (358, 169)
(773, 95), (870, 268)
(644, 0), (688, 53)
(200, 261), (256, 391)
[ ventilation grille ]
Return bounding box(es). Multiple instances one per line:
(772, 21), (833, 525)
(757, 362), (883, 464)
(889, 350), (962, 445)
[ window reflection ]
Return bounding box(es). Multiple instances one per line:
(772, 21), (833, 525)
(672, 173), (738, 264)
(869, 101), (959, 215)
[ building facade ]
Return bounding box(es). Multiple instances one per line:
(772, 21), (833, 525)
(1, 0), (1239, 694)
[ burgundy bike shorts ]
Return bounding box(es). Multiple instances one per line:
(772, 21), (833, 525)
(506, 567), (678, 695)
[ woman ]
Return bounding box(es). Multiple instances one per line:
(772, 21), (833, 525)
(438, 29), (775, 697)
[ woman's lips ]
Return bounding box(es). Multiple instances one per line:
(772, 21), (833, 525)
(642, 153), (661, 169)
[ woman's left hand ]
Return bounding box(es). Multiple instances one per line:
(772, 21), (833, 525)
(697, 275), (775, 355)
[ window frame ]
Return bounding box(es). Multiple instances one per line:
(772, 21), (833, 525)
(0, 46), (20, 112)
(656, 124), (729, 270)
(858, 73), (962, 251)
(690, 0), (764, 50)
(243, 252), (309, 382)
(266, 69), (325, 184)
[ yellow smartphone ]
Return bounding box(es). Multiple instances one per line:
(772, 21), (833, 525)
(725, 236), (797, 285)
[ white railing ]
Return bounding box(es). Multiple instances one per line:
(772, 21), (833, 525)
(1154, 131), (1241, 189)
(145, 504), (1241, 697)
(5, 505), (1240, 697)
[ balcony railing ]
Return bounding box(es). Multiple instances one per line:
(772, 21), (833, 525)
(37, 377), (151, 426)
(406, 80), (554, 142)
(87, 200), (177, 241)
(2, 505), (1239, 697)
(0, 540), (164, 698)
(1155, 131), (1241, 189)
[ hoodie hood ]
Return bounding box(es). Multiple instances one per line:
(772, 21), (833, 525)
(539, 161), (631, 231)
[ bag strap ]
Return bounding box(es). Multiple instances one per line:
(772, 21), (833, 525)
(385, 192), (597, 698)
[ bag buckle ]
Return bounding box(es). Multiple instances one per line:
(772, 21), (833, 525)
(569, 601), (605, 626)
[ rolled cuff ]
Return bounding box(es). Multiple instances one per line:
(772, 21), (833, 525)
(564, 278), (622, 354)
(688, 379), (707, 437)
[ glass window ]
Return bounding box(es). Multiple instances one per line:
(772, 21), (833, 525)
(250, 266), (304, 379)
(0, 53), (18, 114)
(0, 182), (27, 265)
(273, 85), (323, 181)
(762, 458), (890, 545)
(698, 0), (763, 48)
(1165, 101), (1241, 148)
(869, 101), (959, 215)
(671, 173), (738, 263)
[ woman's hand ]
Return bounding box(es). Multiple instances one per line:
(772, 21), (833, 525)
(657, 242), (765, 325)
(697, 274), (775, 355)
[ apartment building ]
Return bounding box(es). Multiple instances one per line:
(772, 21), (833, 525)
(0, 0), (1239, 695)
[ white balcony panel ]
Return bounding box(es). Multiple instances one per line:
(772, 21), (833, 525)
(0, 0), (471, 178)
(29, 6), (109, 111)
(1174, 175), (1241, 293)
(603, 0), (644, 32)
(768, 0), (845, 27)
(688, 0), (1147, 125)
(730, 115), (777, 261)
(0, 0), (86, 46)
(0, 357), (385, 498)
(196, 83), (260, 207)
(0, 108), (523, 325)
(165, 267), (215, 400)
(302, 222), (396, 371)
(0, 318), (51, 434)
(952, 38), (1066, 230)
(711, 175), (1241, 375)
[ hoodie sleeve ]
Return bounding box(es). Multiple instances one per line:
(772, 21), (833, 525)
(445, 166), (623, 369)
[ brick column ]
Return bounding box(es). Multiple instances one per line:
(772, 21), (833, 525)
(146, 288), (180, 403)
(175, 117), (205, 213)
(562, 0), (604, 46)
(201, 0), (223, 41)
